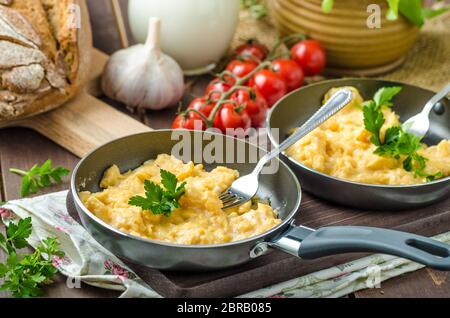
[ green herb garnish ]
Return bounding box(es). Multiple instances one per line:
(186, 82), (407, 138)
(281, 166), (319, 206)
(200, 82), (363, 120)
(321, 0), (449, 27)
(363, 100), (385, 146)
(321, 0), (334, 13)
(373, 86), (403, 108)
(9, 160), (70, 198)
(128, 169), (186, 217)
(363, 87), (442, 180)
(241, 0), (268, 19)
(0, 217), (64, 298)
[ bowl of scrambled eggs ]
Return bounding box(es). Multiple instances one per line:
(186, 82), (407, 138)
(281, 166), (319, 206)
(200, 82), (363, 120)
(267, 79), (450, 210)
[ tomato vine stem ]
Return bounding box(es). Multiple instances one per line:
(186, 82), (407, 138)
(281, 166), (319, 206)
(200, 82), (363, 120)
(267, 33), (307, 60)
(181, 33), (306, 129)
(206, 61), (271, 128)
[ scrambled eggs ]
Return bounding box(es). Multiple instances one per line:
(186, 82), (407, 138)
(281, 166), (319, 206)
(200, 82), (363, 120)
(286, 87), (450, 185)
(79, 154), (281, 245)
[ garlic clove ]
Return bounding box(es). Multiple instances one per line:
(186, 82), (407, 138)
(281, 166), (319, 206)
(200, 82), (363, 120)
(101, 17), (184, 111)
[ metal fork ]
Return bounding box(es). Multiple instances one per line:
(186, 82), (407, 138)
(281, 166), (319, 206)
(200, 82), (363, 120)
(220, 89), (354, 209)
(402, 82), (450, 139)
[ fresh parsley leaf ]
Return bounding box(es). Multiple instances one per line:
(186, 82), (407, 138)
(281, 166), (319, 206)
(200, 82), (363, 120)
(374, 124), (426, 174)
(402, 155), (413, 171)
(422, 6), (450, 20)
(373, 86), (402, 108)
(6, 217), (32, 250)
(128, 169), (186, 217)
(0, 218), (32, 254)
(426, 172), (444, 182)
(241, 0), (268, 19)
(363, 101), (385, 146)
(321, 0), (334, 13)
(322, 0), (448, 26)
(9, 160), (70, 197)
(363, 86), (443, 182)
(399, 0), (424, 27)
(160, 169), (178, 194)
(383, 126), (401, 144)
(386, 0), (400, 20)
(0, 263), (8, 278)
(0, 217), (64, 298)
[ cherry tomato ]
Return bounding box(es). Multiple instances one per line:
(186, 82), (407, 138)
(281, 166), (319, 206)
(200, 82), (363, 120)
(272, 58), (304, 92)
(235, 39), (268, 62)
(249, 70), (287, 107)
(187, 97), (216, 118)
(290, 40), (326, 76)
(232, 88), (268, 128)
(226, 60), (258, 81)
(213, 103), (251, 134)
(205, 77), (235, 100)
(172, 112), (206, 130)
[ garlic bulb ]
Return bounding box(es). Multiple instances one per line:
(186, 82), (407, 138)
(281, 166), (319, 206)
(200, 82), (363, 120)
(101, 18), (184, 111)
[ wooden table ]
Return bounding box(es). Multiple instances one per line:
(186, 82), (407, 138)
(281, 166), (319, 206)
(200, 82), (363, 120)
(1, 0), (449, 298)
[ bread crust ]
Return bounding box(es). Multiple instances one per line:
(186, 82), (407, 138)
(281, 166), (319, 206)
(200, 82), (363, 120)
(0, 0), (92, 122)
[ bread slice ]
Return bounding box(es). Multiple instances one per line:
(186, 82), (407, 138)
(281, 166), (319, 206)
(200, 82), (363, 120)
(0, 0), (92, 121)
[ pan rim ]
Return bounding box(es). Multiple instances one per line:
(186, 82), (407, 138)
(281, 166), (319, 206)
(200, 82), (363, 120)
(266, 78), (450, 189)
(71, 129), (302, 249)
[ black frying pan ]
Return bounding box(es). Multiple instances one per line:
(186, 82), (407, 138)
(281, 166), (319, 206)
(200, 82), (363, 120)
(267, 78), (450, 210)
(70, 130), (450, 271)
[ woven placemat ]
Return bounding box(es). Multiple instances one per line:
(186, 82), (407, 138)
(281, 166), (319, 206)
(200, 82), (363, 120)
(381, 11), (450, 91)
(232, 10), (450, 91)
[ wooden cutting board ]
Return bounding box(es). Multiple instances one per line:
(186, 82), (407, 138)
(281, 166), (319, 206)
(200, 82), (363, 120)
(0, 49), (151, 158)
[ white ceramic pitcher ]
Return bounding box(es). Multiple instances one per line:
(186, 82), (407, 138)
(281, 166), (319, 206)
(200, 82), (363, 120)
(128, 0), (240, 75)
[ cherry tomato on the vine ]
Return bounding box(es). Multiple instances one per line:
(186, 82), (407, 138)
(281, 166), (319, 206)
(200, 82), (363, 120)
(205, 77), (235, 100)
(272, 58), (304, 92)
(213, 103), (251, 134)
(187, 97), (216, 118)
(232, 88), (268, 128)
(290, 40), (326, 76)
(249, 69), (287, 107)
(172, 112), (206, 130)
(226, 60), (258, 81)
(235, 39), (268, 62)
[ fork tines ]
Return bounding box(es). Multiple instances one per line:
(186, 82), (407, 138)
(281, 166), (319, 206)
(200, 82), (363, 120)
(220, 191), (244, 209)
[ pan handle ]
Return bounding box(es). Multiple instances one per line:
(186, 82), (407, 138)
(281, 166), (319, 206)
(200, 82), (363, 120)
(270, 225), (450, 271)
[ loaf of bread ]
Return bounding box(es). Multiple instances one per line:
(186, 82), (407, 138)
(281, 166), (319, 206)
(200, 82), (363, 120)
(0, 0), (92, 121)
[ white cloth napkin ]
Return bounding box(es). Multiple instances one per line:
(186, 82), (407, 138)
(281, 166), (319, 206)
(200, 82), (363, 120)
(1, 191), (449, 298)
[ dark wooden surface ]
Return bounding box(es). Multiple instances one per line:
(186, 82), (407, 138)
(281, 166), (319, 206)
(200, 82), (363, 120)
(0, 0), (449, 298)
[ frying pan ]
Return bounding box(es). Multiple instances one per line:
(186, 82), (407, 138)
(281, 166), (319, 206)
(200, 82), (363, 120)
(70, 130), (450, 271)
(268, 78), (450, 210)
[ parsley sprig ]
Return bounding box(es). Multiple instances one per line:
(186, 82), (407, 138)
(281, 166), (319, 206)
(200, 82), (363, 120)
(362, 87), (442, 181)
(128, 169), (186, 217)
(321, 0), (449, 27)
(0, 217), (64, 298)
(9, 160), (70, 198)
(241, 0), (268, 19)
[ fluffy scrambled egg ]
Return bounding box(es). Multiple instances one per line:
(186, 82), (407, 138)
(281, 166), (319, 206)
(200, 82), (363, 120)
(79, 154), (281, 245)
(286, 87), (450, 185)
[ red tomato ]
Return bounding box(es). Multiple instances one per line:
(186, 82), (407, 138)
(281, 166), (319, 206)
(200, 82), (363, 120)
(187, 97), (215, 118)
(232, 88), (268, 128)
(226, 60), (258, 81)
(235, 39), (268, 62)
(272, 58), (304, 92)
(290, 40), (326, 76)
(205, 77), (235, 100)
(213, 103), (251, 134)
(172, 112), (206, 130)
(249, 70), (287, 107)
